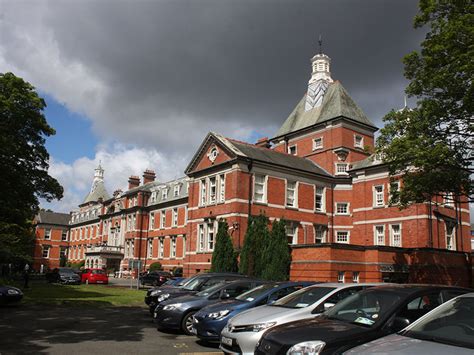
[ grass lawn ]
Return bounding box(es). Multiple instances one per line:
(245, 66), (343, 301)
(21, 282), (147, 307)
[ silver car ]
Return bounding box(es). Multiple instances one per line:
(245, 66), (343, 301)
(345, 292), (474, 354)
(220, 282), (383, 354)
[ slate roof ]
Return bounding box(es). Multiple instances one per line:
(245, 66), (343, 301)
(275, 81), (377, 138)
(350, 154), (385, 171)
(82, 181), (110, 204)
(36, 211), (70, 226)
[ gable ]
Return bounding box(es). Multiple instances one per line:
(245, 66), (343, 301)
(185, 133), (237, 175)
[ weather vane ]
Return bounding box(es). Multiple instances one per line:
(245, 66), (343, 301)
(318, 34), (323, 54)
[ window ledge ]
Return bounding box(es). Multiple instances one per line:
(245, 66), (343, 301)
(253, 201), (268, 206)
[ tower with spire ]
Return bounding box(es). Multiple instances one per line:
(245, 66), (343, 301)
(82, 163), (110, 205)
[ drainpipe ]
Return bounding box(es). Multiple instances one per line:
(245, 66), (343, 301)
(330, 183), (335, 243)
(246, 159), (253, 250)
(428, 198), (433, 247)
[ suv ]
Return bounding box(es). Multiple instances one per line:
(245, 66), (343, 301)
(145, 272), (248, 314)
(141, 271), (172, 286)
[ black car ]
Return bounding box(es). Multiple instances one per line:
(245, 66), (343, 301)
(145, 272), (248, 313)
(140, 271), (172, 286)
(45, 267), (81, 285)
(155, 279), (264, 335)
(0, 285), (23, 305)
(254, 285), (472, 355)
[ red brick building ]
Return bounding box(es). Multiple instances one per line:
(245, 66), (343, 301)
(33, 210), (70, 271)
(36, 49), (473, 286)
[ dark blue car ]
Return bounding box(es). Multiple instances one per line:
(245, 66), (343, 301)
(192, 281), (313, 342)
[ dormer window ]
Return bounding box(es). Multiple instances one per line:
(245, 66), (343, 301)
(161, 188), (168, 200)
(288, 145), (297, 155)
(173, 185), (180, 197)
(313, 137), (323, 150)
(354, 135), (364, 148)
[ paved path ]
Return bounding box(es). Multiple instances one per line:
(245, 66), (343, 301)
(0, 304), (222, 355)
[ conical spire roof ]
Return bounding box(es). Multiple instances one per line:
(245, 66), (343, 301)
(82, 164), (110, 204)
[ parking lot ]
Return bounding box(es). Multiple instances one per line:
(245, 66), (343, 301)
(0, 304), (223, 355)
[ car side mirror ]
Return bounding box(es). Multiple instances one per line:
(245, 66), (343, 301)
(323, 302), (335, 311)
(220, 292), (231, 300)
(391, 317), (410, 332)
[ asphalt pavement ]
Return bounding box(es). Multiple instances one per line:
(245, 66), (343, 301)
(0, 304), (222, 355)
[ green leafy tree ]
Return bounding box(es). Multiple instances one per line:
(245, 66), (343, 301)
(149, 262), (162, 271)
(261, 219), (291, 281)
(0, 72), (63, 262)
(377, 1), (473, 206)
(210, 220), (238, 272)
(239, 213), (269, 277)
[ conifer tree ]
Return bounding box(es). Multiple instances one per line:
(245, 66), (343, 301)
(210, 220), (238, 272)
(261, 219), (291, 281)
(239, 213), (269, 277)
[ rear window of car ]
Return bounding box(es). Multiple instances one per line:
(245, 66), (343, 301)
(92, 270), (105, 275)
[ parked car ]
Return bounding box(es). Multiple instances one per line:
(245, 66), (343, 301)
(81, 268), (109, 284)
(253, 285), (471, 355)
(146, 272), (248, 314)
(140, 271), (172, 286)
(162, 277), (186, 287)
(345, 292), (474, 354)
(220, 282), (382, 354)
(155, 279), (264, 335)
(193, 281), (314, 343)
(46, 267), (81, 285)
(0, 285), (23, 304)
(172, 267), (183, 277)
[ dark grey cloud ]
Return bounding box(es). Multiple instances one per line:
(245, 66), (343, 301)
(1, 0), (423, 154)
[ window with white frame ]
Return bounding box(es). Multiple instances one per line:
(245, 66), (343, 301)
(254, 174), (266, 203)
(150, 213), (155, 230)
(336, 203), (349, 215)
(171, 237), (177, 258)
(286, 181), (297, 207)
(132, 214), (136, 230)
(45, 228), (51, 240)
(209, 176), (217, 204)
(172, 208), (178, 227)
(373, 185), (384, 207)
(337, 271), (345, 283)
(130, 240), (135, 258)
(160, 210), (166, 228)
(127, 215), (131, 231)
(158, 238), (164, 258)
(42, 245), (50, 258)
(174, 185), (180, 197)
(219, 174), (225, 203)
(198, 224), (205, 251)
(207, 222), (215, 251)
(286, 223), (298, 245)
(390, 224), (402, 247)
(374, 225), (385, 245)
(314, 225), (327, 244)
(389, 180), (401, 204)
(335, 163), (349, 175)
(147, 239), (153, 258)
(352, 271), (360, 283)
(313, 137), (323, 150)
(446, 222), (456, 250)
(161, 188), (168, 200)
(200, 179), (206, 206)
(354, 135), (364, 148)
(288, 145), (297, 155)
(315, 186), (325, 212)
(444, 192), (454, 207)
(336, 231), (350, 244)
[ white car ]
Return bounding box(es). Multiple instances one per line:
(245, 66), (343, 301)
(220, 282), (384, 355)
(345, 292), (474, 355)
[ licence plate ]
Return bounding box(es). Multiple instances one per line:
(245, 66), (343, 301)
(96, 281), (103, 284)
(221, 336), (234, 347)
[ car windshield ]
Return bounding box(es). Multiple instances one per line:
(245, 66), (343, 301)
(271, 286), (336, 308)
(183, 277), (205, 291)
(235, 283), (277, 302)
(92, 270), (105, 275)
(195, 282), (226, 297)
(59, 268), (76, 275)
(402, 296), (474, 349)
(325, 290), (401, 327)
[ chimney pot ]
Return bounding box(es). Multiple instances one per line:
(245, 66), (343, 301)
(128, 175), (140, 189)
(143, 169), (156, 184)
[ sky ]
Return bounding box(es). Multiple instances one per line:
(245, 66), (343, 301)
(3, 0), (468, 218)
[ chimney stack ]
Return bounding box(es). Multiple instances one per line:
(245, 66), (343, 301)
(143, 169), (156, 184)
(255, 137), (271, 148)
(128, 176), (140, 189)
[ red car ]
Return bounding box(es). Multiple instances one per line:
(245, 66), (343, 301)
(81, 268), (109, 284)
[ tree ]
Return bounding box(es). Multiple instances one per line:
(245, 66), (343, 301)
(261, 219), (291, 281)
(376, 1), (473, 206)
(239, 214), (269, 277)
(0, 72), (63, 262)
(210, 220), (238, 272)
(149, 262), (162, 271)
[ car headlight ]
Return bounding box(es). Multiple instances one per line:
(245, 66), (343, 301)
(150, 290), (161, 296)
(163, 303), (182, 311)
(286, 341), (326, 355)
(157, 293), (170, 302)
(250, 322), (276, 332)
(207, 310), (231, 319)
(7, 289), (20, 295)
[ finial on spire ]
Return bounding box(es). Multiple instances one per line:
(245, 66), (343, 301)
(318, 34), (323, 54)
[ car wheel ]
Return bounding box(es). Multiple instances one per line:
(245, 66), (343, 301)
(181, 311), (197, 335)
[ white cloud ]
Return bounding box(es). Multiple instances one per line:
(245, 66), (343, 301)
(41, 144), (190, 213)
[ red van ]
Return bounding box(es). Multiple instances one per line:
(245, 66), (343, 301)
(81, 268), (109, 284)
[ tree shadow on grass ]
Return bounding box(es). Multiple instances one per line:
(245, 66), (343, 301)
(0, 304), (155, 354)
